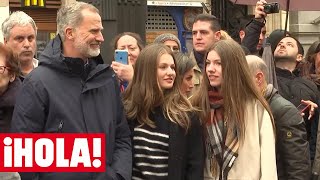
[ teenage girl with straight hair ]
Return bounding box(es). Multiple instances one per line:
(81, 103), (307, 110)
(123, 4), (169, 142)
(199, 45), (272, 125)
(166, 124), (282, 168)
(192, 39), (277, 180)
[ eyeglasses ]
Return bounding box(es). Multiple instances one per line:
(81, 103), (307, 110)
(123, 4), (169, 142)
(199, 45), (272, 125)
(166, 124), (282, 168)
(0, 66), (10, 74)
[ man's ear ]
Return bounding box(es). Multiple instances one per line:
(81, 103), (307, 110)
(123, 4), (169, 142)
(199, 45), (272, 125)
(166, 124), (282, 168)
(3, 38), (8, 45)
(215, 31), (221, 41)
(296, 54), (303, 62)
(65, 27), (75, 40)
(239, 30), (246, 41)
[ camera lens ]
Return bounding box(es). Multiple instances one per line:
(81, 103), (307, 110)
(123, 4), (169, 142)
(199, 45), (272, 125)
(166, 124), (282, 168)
(264, 4), (271, 12)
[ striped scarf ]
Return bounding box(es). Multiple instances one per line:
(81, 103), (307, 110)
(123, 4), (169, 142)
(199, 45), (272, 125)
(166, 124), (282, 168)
(206, 90), (239, 180)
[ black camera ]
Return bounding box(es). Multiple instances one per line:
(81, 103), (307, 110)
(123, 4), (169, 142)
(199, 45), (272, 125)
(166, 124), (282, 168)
(264, 2), (279, 14)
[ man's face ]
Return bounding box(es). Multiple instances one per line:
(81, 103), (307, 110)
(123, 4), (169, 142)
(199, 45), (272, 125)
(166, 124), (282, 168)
(73, 9), (104, 59)
(192, 21), (219, 54)
(4, 24), (36, 64)
(257, 26), (266, 51)
(239, 25), (266, 51)
(274, 37), (300, 61)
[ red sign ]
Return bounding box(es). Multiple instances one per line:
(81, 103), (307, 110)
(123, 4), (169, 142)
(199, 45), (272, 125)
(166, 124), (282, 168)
(0, 133), (105, 172)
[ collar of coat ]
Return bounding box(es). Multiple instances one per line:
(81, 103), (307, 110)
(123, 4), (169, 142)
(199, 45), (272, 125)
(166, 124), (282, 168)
(38, 34), (109, 81)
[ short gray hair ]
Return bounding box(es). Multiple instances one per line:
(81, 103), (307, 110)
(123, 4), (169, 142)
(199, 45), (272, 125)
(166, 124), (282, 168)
(2, 11), (37, 40)
(246, 55), (269, 81)
(57, 1), (99, 41)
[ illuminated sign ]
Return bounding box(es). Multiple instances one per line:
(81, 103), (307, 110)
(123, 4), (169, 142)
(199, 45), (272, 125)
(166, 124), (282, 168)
(22, 0), (45, 8)
(147, 1), (203, 7)
(50, 33), (56, 40)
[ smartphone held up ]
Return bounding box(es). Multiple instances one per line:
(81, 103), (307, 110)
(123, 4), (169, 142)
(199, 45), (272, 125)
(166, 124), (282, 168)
(114, 50), (128, 65)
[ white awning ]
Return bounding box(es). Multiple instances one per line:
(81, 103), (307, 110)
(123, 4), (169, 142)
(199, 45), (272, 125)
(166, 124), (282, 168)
(147, 1), (203, 7)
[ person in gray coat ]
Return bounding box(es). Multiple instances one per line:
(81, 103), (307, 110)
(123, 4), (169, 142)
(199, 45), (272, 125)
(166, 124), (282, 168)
(0, 173), (20, 180)
(11, 2), (131, 180)
(247, 55), (311, 180)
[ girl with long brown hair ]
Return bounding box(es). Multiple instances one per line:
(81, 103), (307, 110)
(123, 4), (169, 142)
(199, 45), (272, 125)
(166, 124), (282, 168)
(123, 43), (203, 180)
(192, 39), (277, 179)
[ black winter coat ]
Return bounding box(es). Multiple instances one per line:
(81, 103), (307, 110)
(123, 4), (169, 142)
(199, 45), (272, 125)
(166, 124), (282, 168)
(276, 67), (320, 161)
(241, 18), (265, 55)
(266, 85), (311, 180)
(0, 79), (21, 132)
(11, 35), (132, 180)
(128, 109), (204, 180)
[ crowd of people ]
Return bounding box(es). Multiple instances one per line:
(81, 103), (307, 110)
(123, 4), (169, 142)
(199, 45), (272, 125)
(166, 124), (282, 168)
(1, 0), (320, 179)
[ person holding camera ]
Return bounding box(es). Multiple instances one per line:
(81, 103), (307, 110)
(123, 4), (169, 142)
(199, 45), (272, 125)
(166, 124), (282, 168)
(241, 0), (270, 55)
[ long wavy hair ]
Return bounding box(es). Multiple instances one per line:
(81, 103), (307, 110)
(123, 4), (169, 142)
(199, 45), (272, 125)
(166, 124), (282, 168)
(123, 43), (194, 131)
(191, 39), (274, 142)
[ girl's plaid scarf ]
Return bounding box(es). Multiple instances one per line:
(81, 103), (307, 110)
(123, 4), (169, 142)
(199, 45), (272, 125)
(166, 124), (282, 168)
(206, 89), (239, 180)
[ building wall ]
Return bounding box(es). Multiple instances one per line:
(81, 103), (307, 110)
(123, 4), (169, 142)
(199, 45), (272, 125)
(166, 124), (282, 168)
(247, 6), (288, 36)
(290, 11), (320, 54)
(0, 0), (76, 55)
(247, 6), (320, 55)
(145, 6), (178, 44)
(146, 4), (203, 53)
(0, 0), (9, 43)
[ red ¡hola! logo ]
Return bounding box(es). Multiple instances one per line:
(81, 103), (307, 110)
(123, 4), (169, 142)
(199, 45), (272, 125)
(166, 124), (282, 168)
(0, 133), (105, 172)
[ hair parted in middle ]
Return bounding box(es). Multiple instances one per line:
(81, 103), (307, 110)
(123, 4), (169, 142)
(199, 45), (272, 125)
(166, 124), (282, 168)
(191, 39), (274, 142)
(111, 32), (144, 51)
(174, 53), (196, 83)
(123, 43), (194, 131)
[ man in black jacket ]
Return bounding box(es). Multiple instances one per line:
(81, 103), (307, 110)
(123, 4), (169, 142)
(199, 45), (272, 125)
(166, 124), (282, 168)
(239, 16), (266, 55)
(274, 36), (320, 162)
(242, 0), (319, 163)
(247, 55), (311, 180)
(11, 2), (131, 180)
(241, 0), (267, 55)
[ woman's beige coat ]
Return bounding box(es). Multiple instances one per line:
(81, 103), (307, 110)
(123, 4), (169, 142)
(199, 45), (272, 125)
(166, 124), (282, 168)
(204, 100), (278, 180)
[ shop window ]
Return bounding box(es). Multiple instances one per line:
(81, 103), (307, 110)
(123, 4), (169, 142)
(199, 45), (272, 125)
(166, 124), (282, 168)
(36, 31), (56, 58)
(146, 7), (177, 31)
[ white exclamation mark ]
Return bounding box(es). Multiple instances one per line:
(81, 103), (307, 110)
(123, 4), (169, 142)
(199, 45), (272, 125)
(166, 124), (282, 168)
(4, 137), (13, 167)
(92, 138), (101, 168)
